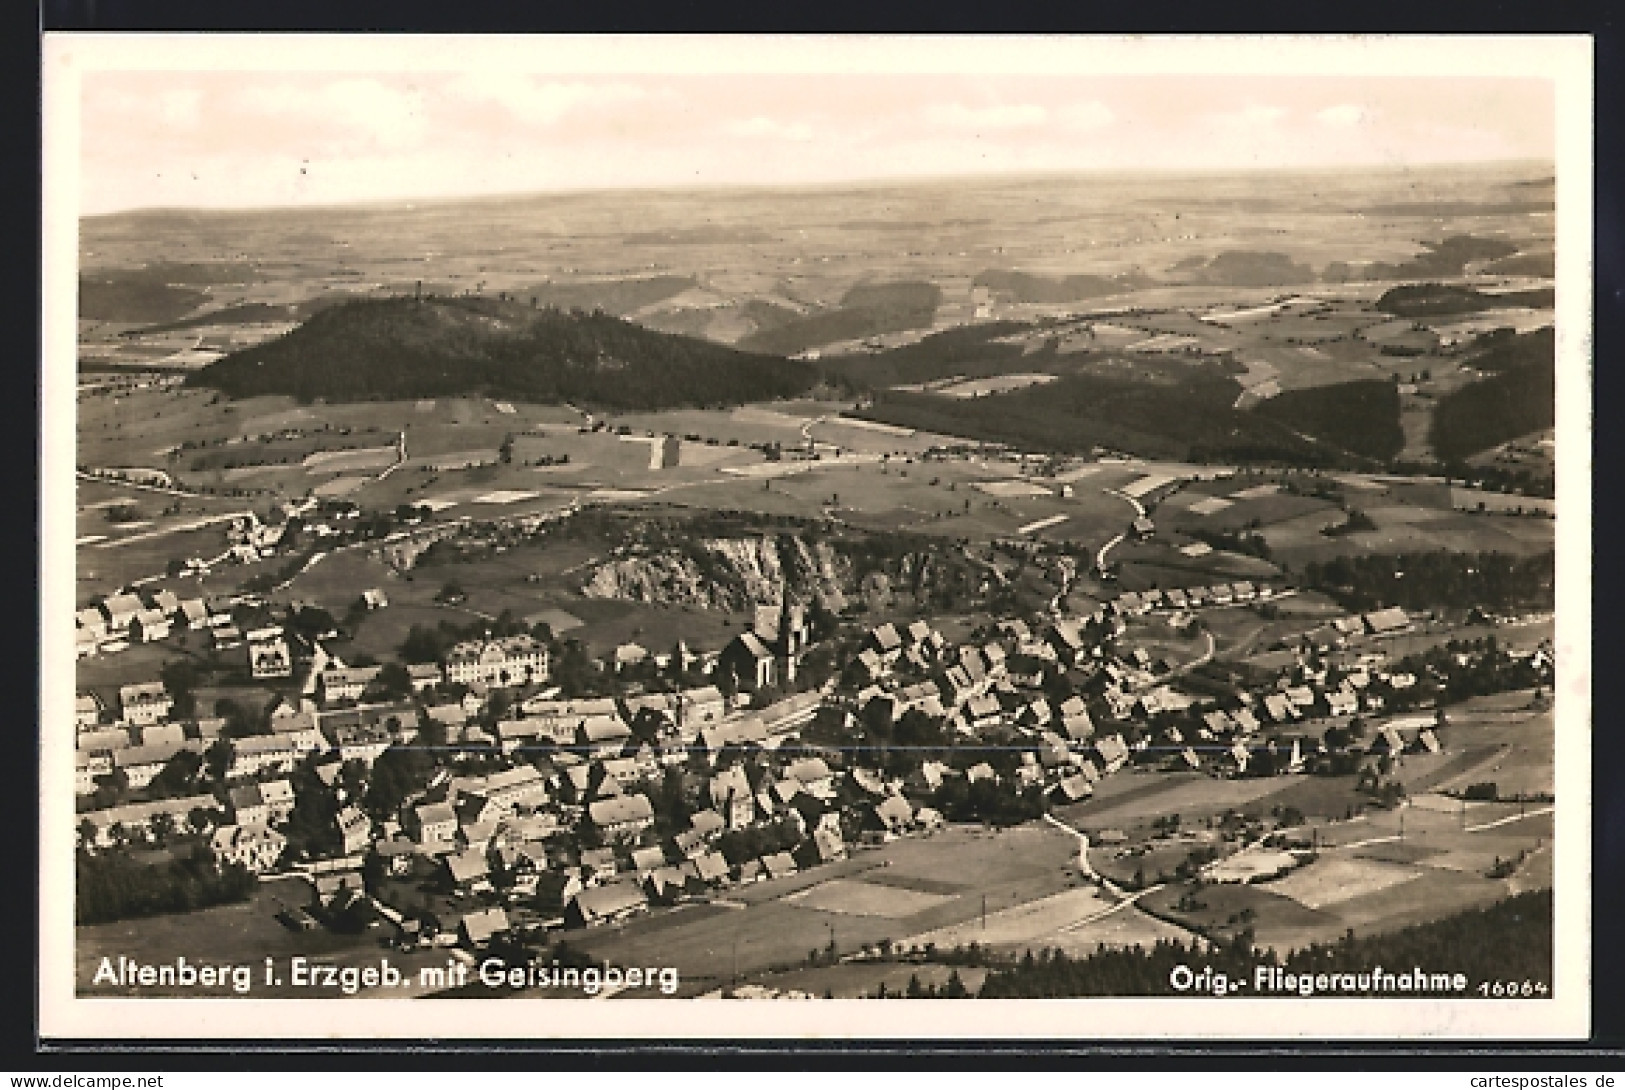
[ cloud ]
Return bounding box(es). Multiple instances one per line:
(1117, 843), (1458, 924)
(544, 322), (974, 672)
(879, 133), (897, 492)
(1317, 103), (1368, 127)
(235, 78), (429, 150)
(1214, 104), (1288, 129)
(1057, 100), (1115, 131)
(923, 102), (1048, 129)
(445, 74), (650, 126)
(723, 116), (814, 141)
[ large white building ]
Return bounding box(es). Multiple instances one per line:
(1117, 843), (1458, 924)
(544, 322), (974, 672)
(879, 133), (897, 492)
(443, 635), (548, 688)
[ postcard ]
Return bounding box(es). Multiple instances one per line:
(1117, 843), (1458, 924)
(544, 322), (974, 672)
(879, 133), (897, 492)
(39, 33), (1592, 1041)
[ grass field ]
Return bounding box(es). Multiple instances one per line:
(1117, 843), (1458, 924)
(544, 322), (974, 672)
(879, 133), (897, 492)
(75, 877), (449, 998)
(566, 823), (1081, 996)
(786, 878), (958, 918)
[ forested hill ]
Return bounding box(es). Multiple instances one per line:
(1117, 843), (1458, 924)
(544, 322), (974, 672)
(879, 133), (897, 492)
(188, 296), (819, 410)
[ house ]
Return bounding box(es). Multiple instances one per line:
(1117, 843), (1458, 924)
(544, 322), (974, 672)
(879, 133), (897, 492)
(1051, 774), (1094, 804)
(335, 805), (372, 855)
(565, 881), (648, 928)
(100, 593), (144, 635)
(961, 691), (1003, 732)
(210, 824), (286, 873)
(443, 849), (491, 891)
(1046, 621), (1087, 666)
(139, 721), (186, 746)
(362, 588), (389, 610)
(693, 850), (730, 886)
(410, 802), (458, 851)
(760, 851), (799, 880)
(1093, 734), (1130, 774)
(1132, 517), (1155, 540)
(629, 844), (667, 875)
(735, 859), (764, 884)
(1363, 607), (1411, 636)
(458, 906), (510, 947)
(709, 767), (757, 829)
(966, 762), (998, 784)
(1327, 688), (1359, 717)
(326, 716), (393, 766)
(867, 623), (903, 657)
(78, 726), (131, 754)
(118, 682), (172, 727)
(1060, 711), (1095, 744)
(248, 636), (293, 680)
(1414, 728), (1443, 755)
(74, 693), (103, 732)
(131, 608), (172, 643)
(228, 734), (301, 779)
(443, 634), (549, 688)
(268, 711), (328, 758)
(76, 607), (109, 643)
(645, 864), (703, 904)
(613, 643), (649, 672)
(785, 756), (835, 798)
(588, 794), (655, 839)
(579, 846), (619, 882)
(406, 664), (442, 693)
(717, 631), (777, 692)
(75, 750), (104, 795)
(795, 826), (846, 869)
(1232, 708), (1261, 735)
(114, 741), (191, 790)
(458, 765), (549, 817)
(80, 794), (218, 848)
(1226, 742), (1252, 774)
(871, 794), (914, 835)
(319, 665), (382, 705)
(688, 810), (726, 840)
(1262, 693), (1298, 724)
(674, 685), (728, 738)
(228, 783), (272, 827)
(177, 598), (210, 630)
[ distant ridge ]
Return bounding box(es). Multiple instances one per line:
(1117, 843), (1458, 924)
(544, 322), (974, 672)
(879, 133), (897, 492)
(188, 295), (819, 410)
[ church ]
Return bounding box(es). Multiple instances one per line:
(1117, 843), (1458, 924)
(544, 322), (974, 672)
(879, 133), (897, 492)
(715, 597), (813, 695)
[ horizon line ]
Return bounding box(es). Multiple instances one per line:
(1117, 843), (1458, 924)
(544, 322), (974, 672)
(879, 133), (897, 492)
(80, 157), (1557, 221)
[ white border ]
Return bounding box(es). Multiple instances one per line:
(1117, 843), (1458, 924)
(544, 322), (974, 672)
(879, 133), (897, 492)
(40, 33), (1593, 1041)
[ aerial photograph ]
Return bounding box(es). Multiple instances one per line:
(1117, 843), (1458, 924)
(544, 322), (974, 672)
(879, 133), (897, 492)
(57, 43), (1574, 1014)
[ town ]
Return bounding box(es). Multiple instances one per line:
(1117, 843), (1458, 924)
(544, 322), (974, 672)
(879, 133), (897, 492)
(72, 461), (1555, 997)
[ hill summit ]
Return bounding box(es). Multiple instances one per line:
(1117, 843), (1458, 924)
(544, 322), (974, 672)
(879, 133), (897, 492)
(189, 295), (820, 410)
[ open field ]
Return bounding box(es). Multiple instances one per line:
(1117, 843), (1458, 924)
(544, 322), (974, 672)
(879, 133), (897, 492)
(75, 877), (448, 998)
(567, 823), (1082, 996)
(786, 878), (958, 918)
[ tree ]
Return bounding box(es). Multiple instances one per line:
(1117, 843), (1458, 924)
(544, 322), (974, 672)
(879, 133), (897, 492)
(149, 748), (203, 799)
(376, 662), (412, 699)
(204, 739), (234, 783)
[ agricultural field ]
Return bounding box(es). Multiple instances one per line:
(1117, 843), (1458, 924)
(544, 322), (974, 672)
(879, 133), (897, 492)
(567, 824), (1083, 997)
(1138, 789), (1552, 953)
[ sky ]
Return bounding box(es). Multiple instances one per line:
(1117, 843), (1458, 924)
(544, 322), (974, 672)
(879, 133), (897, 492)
(76, 70), (1555, 215)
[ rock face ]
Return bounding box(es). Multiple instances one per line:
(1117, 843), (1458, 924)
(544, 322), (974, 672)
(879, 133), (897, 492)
(580, 535), (849, 611)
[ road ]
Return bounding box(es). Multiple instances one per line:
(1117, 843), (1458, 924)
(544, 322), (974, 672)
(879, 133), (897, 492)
(1043, 813), (1206, 947)
(1094, 486), (1145, 572)
(90, 510), (252, 549)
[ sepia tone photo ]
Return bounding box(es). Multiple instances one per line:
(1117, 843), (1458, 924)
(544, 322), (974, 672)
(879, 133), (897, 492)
(39, 34), (1592, 1040)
